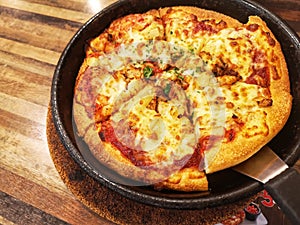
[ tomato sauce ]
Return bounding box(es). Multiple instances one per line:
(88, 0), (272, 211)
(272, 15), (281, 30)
(246, 23), (259, 32)
(246, 67), (270, 87)
(193, 21), (216, 34)
(99, 121), (236, 170)
(246, 49), (270, 87)
(182, 142), (204, 169)
(99, 121), (153, 167)
(225, 128), (236, 142)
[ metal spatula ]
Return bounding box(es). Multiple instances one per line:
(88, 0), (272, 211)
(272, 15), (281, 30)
(233, 146), (300, 224)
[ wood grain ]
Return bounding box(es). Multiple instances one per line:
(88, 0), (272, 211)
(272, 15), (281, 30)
(0, 192), (68, 225)
(255, 0), (300, 35)
(0, 1), (299, 224)
(0, 1), (116, 224)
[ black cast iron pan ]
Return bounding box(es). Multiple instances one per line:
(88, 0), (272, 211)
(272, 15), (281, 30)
(51, 0), (300, 211)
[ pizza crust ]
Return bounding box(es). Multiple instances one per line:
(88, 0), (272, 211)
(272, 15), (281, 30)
(81, 122), (210, 190)
(159, 6), (242, 28)
(154, 168), (208, 192)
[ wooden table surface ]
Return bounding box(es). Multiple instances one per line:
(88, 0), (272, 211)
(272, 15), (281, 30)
(0, 0), (299, 224)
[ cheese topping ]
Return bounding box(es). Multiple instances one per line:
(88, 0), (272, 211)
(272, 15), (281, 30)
(89, 41), (223, 170)
(82, 19), (274, 169)
(74, 7), (289, 188)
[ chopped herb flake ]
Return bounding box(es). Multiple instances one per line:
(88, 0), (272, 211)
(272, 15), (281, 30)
(163, 83), (171, 96)
(173, 67), (180, 73)
(196, 66), (202, 73)
(190, 111), (194, 120)
(143, 66), (153, 78)
(177, 74), (184, 80)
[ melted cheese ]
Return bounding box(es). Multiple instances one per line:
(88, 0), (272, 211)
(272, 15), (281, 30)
(200, 28), (253, 80)
(107, 79), (196, 167)
(222, 82), (269, 137)
(80, 9), (278, 174)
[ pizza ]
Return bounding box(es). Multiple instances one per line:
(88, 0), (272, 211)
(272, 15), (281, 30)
(73, 6), (292, 191)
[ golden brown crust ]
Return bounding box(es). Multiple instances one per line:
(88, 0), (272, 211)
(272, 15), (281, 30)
(73, 101), (92, 137)
(159, 6), (242, 28)
(83, 123), (204, 188)
(154, 168), (208, 192)
(74, 67), (102, 138)
(87, 9), (164, 57)
(73, 6), (292, 191)
(73, 72), (93, 138)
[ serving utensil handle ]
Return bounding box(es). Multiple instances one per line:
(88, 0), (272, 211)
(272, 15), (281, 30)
(265, 167), (300, 225)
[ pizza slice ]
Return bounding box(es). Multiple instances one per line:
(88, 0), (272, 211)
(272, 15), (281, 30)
(87, 9), (164, 56)
(74, 60), (210, 191)
(77, 9), (165, 82)
(160, 6), (241, 54)
(197, 16), (292, 173)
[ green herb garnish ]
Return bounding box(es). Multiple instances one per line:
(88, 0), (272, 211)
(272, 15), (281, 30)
(163, 83), (171, 96)
(143, 66), (153, 78)
(177, 74), (184, 80)
(196, 66), (202, 73)
(172, 67), (180, 73)
(190, 111), (195, 120)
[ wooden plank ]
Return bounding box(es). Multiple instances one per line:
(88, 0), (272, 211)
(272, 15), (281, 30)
(0, 0), (93, 23)
(0, 125), (66, 193)
(0, 14), (78, 52)
(0, 63), (51, 87)
(254, 0), (300, 11)
(255, 0), (300, 28)
(0, 168), (112, 225)
(24, 0), (94, 13)
(0, 92), (47, 125)
(0, 64), (51, 107)
(0, 50), (55, 78)
(24, 0), (115, 14)
(0, 192), (69, 225)
(0, 37), (61, 65)
(0, 108), (46, 142)
(0, 6), (83, 32)
(269, 9), (300, 22)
